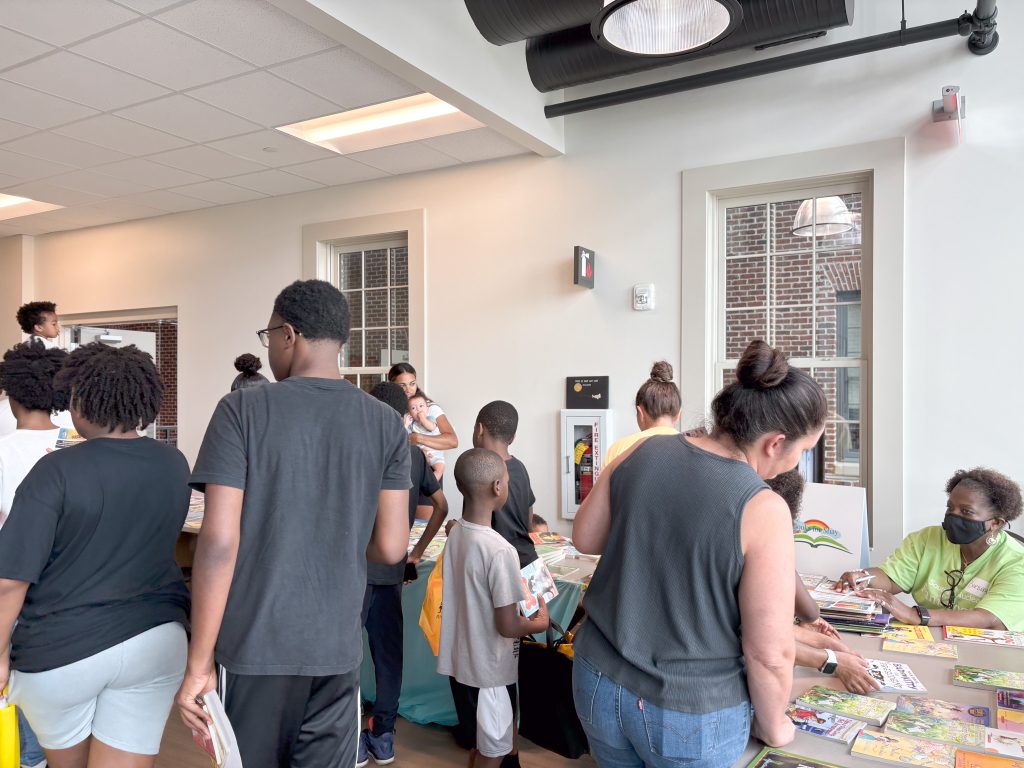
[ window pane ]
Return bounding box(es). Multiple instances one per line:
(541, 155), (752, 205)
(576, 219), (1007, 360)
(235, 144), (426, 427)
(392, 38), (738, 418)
(390, 287), (408, 326)
(813, 366), (861, 484)
(725, 255), (766, 310)
(391, 327), (409, 364)
(365, 329), (389, 367)
(390, 247), (408, 287)
(814, 192), (862, 250)
(771, 251), (813, 306)
(343, 290), (362, 329)
(771, 306), (813, 358)
(342, 331), (363, 368)
(359, 374), (382, 393)
(365, 289), (388, 328)
(721, 367), (735, 390)
(724, 309), (767, 359)
(770, 199), (808, 253)
(725, 204), (766, 257)
(343, 373), (359, 386)
(814, 250), (862, 357)
(365, 249), (388, 288)
(338, 251), (362, 290)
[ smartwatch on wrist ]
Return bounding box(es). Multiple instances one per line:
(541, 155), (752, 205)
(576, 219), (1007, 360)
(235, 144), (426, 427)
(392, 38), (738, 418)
(818, 648), (838, 675)
(914, 605), (931, 626)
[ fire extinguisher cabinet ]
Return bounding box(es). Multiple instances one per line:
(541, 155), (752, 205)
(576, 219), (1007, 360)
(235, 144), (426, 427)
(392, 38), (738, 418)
(560, 410), (611, 520)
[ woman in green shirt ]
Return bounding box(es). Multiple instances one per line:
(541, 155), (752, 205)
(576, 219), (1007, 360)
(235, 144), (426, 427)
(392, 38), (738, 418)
(838, 468), (1024, 632)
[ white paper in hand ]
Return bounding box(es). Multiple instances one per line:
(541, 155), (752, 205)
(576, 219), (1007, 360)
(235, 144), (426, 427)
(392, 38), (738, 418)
(202, 690), (243, 768)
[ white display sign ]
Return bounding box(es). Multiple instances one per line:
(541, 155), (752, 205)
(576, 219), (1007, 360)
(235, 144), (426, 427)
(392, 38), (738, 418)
(793, 482), (869, 576)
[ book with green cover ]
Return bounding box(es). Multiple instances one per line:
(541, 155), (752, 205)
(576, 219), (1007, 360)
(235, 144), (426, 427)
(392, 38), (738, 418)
(851, 729), (956, 768)
(796, 685), (896, 726)
(897, 695), (991, 727)
(885, 712), (985, 749)
(883, 639), (959, 659)
(743, 747), (846, 768)
(954, 667), (1024, 693)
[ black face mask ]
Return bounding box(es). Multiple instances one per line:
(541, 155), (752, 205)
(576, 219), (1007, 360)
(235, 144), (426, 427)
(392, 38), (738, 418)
(942, 513), (989, 545)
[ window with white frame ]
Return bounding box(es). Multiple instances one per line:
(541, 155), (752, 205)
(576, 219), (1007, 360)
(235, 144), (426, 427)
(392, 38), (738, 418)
(717, 184), (868, 487)
(330, 238), (409, 393)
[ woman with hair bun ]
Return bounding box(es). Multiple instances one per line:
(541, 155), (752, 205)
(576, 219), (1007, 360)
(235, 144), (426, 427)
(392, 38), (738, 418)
(230, 353), (269, 392)
(604, 361), (681, 465)
(572, 340), (827, 764)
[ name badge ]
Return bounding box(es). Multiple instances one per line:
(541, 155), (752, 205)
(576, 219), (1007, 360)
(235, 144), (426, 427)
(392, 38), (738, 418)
(962, 578), (990, 599)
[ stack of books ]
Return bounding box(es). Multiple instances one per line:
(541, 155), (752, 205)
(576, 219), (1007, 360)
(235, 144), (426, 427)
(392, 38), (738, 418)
(813, 592), (890, 634)
(183, 490), (205, 532)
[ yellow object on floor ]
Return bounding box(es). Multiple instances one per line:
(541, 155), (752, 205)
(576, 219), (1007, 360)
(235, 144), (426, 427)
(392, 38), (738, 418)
(0, 687), (19, 768)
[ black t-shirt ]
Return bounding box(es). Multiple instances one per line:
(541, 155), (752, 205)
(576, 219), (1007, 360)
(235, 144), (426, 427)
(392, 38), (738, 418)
(492, 456), (538, 568)
(367, 446), (440, 586)
(190, 377), (411, 676)
(0, 437), (191, 673)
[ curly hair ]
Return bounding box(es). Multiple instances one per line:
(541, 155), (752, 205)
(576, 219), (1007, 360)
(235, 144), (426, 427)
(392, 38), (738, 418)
(766, 468), (805, 521)
(16, 301), (57, 334)
(272, 279), (350, 343)
(55, 343), (162, 431)
(946, 468), (1023, 522)
(0, 340), (68, 414)
(234, 353), (262, 375)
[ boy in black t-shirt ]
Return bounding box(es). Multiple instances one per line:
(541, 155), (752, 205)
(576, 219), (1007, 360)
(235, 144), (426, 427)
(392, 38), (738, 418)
(473, 401), (538, 569)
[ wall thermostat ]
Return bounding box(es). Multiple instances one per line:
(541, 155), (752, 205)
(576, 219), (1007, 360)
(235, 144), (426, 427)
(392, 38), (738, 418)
(633, 283), (654, 311)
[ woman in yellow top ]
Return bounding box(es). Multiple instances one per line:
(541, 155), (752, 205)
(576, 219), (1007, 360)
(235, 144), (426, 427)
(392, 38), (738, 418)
(838, 468), (1024, 632)
(604, 361), (680, 464)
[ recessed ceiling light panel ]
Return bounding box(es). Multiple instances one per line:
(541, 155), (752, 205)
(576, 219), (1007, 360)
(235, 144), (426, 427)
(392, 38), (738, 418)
(0, 194), (63, 222)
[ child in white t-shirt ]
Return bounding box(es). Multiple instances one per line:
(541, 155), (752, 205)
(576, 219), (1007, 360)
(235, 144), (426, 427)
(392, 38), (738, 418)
(407, 393), (445, 481)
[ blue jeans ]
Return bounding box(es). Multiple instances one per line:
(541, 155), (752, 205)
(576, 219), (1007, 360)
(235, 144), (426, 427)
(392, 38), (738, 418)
(572, 653), (750, 768)
(18, 706), (45, 766)
(361, 583), (404, 735)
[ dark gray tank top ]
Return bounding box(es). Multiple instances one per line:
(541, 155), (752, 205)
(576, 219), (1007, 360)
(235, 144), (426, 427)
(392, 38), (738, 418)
(575, 434), (767, 713)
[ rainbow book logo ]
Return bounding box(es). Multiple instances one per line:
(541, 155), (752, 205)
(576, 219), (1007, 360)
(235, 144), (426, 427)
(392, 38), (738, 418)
(793, 519), (851, 553)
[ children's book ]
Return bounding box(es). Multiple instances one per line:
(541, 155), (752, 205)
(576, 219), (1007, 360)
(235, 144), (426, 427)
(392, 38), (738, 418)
(897, 695), (992, 727)
(785, 704), (865, 744)
(954, 667), (1024, 693)
(998, 692), (1024, 734)
(1000, 692), (1024, 712)
(54, 427), (85, 449)
(814, 595), (877, 615)
(800, 573), (826, 590)
(884, 639), (959, 659)
(944, 627), (1024, 648)
(529, 531), (568, 545)
(954, 752), (1024, 768)
(518, 559), (558, 617)
(885, 712), (985, 749)
(867, 659), (928, 692)
(884, 623), (937, 642)
(744, 747), (847, 768)
(547, 563), (581, 580)
(796, 685), (897, 726)
(851, 729), (956, 768)
(986, 731), (1024, 758)
(192, 690), (241, 768)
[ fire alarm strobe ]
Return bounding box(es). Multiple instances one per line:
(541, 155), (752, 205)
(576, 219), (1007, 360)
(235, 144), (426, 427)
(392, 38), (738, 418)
(574, 246), (595, 289)
(633, 283), (654, 311)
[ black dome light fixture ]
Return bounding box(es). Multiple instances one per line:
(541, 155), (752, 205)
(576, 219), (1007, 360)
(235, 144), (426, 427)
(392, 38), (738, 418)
(592, 0), (743, 57)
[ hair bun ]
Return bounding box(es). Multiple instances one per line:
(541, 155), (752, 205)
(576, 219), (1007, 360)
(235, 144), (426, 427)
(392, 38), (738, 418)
(649, 361), (673, 383)
(736, 340), (789, 390)
(234, 353), (262, 375)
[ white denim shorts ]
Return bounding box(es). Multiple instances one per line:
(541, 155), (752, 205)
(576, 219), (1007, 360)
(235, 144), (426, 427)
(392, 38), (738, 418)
(10, 622), (187, 755)
(476, 685), (514, 758)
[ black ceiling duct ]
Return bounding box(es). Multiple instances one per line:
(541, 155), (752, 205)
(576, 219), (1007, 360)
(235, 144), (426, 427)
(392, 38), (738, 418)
(464, 0), (600, 45)
(525, 0), (854, 92)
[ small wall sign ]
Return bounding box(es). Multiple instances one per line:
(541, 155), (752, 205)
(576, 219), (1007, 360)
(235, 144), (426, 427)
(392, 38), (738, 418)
(566, 376), (609, 409)
(573, 246), (595, 288)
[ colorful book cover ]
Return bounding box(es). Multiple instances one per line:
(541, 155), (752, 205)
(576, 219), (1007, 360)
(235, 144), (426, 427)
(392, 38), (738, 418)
(898, 695), (992, 727)
(999, 692), (1024, 712)
(954, 667), (1024, 692)
(867, 659), (928, 692)
(800, 573), (826, 590)
(944, 627), (1024, 648)
(851, 729), (956, 767)
(796, 685), (897, 726)
(744, 747), (847, 768)
(785, 704), (865, 744)
(884, 639), (959, 659)
(518, 560), (558, 617)
(986, 731), (1024, 758)
(885, 623), (937, 642)
(998, 711), (1024, 734)
(54, 427), (85, 449)
(954, 751), (1024, 768)
(529, 531), (568, 545)
(814, 595), (877, 615)
(885, 712), (985, 748)
(547, 563), (581, 580)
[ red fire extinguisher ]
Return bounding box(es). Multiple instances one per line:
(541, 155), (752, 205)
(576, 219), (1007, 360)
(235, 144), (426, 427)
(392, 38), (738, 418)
(574, 436), (593, 504)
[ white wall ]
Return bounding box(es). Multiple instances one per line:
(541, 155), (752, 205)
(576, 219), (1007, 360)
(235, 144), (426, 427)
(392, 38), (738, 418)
(15, 1), (1023, 552)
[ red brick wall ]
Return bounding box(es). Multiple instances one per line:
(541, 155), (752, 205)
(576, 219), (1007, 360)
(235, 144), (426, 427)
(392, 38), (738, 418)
(101, 320), (177, 446)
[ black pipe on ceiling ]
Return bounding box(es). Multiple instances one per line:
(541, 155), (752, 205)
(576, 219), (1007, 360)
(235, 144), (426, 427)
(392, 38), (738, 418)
(526, 0), (854, 92)
(463, 0), (599, 45)
(545, 12), (979, 118)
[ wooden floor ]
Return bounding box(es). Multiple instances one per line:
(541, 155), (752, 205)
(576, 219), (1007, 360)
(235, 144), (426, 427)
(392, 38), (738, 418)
(156, 712), (596, 768)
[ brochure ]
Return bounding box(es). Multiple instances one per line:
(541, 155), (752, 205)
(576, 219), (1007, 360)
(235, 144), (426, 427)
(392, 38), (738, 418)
(518, 559), (558, 617)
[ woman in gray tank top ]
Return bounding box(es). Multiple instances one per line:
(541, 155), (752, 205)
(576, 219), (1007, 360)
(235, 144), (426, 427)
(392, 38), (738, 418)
(572, 340), (826, 768)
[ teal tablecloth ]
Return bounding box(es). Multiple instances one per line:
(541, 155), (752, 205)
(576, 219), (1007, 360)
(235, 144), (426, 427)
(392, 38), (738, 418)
(360, 557), (584, 727)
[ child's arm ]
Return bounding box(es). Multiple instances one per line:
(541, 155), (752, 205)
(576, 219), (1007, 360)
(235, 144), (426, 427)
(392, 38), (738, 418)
(794, 571), (820, 623)
(409, 489), (448, 564)
(409, 414), (458, 450)
(415, 410), (438, 431)
(495, 599), (549, 638)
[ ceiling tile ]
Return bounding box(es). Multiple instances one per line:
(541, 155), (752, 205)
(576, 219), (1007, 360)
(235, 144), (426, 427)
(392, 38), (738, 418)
(93, 158), (206, 188)
(208, 130), (334, 167)
(224, 169), (323, 195)
(1, 180), (104, 206)
(169, 180), (266, 204)
(422, 128), (528, 163)
(0, 80), (98, 129)
(156, 0), (335, 66)
(149, 145), (266, 177)
(187, 71), (337, 127)
(127, 189), (211, 212)
(0, 27), (55, 70)
(111, 0), (190, 14)
(71, 19), (252, 91)
(0, 118), (37, 143)
(45, 169), (153, 196)
(346, 143), (461, 175)
(1, 52), (170, 111)
(0, 172), (25, 188)
(282, 156), (389, 186)
(270, 47), (419, 110)
(53, 114), (188, 155)
(69, 199), (167, 222)
(116, 94), (260, 143)
(0, 149), (75, 180)
(0, 0), (139, 46)
(42, 206), (125, 229)
(2, 133), (130, 168)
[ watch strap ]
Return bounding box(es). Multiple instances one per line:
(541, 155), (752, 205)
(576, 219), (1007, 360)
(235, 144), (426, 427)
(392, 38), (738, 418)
(818, 648), (838, 674)
(914, 605), (931, 626)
